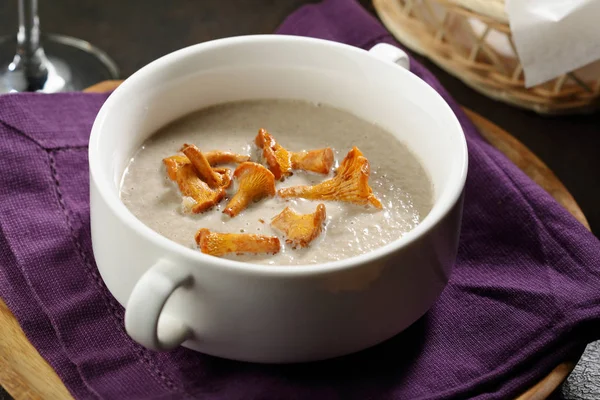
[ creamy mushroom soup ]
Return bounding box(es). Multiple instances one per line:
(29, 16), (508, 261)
(120, 99), (433, 265)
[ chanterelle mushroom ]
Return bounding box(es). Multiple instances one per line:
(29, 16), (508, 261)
(255, 128), (292, 180)
(271, 204), (327, 249)
(204, 150), (250, 166)
(223, 162), (276, 217)
(255, 129), (335, 177)
(174, 164), (226, 213)
(182, 144), (228, 189)
(163, 153), (231, 188)
(212, 167), (232, 189)
(278, 146), (383, 209)
(195, 228), (281, 256)
(163, 155), (189, 181)
(290, 148), (334, 175)
(179, 144), (250, 166)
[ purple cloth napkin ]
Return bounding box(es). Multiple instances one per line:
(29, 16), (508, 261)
(1, 0), (599, 399)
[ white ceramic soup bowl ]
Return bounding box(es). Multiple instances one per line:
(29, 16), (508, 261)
(89, 35), (467, 363)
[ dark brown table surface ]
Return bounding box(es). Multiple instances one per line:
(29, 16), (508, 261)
(0, 1), (598, 399)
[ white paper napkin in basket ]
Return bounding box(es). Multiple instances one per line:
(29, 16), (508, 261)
(505, 0), (600, 87)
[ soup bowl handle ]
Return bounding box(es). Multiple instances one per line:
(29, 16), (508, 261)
(124, 259), (192, 350)
(368, 43), (410, 70)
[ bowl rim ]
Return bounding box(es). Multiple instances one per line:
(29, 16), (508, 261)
(88, 34), (468, 277)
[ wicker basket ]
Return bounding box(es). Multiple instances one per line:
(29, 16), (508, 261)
(373, 0), (600, 115)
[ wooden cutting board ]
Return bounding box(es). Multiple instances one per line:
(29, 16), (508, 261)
(0, 80), (590, 399)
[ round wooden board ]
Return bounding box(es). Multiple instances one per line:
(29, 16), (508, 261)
(0, 81), (590, 399)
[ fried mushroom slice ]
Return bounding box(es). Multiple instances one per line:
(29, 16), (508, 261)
(290, 148), (334, 175)
(204, 150), (250, 166)
(164, 153), (231, 189)
(255, 128), (292, 180)
(223, 162), (276, 217)
(179, 144), (250, 166)
(256, 129), (335, 177)
(212, 167), (232, 189)
(181, 144), (226, 188)
(278, 146), (383, 209)
(271, 204), (327, 249)
(195, 228), (281, 256)
(175, 164), (226, 213)
(163, 155), (189, 181)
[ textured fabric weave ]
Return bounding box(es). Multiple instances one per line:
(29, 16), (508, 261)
(0, 0), (599, 399)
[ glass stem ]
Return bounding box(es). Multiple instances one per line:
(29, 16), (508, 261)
(14, 0), (48, 90)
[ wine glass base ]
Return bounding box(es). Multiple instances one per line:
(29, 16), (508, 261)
(0, 33), (119, 93)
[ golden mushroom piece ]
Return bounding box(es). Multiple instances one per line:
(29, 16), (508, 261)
(212, 167), (232, 189)
(255, 128), (292, 180)
(181, 144), (228, 189)
(163, 154), (189, 181)
(204, 150), (250, 166)
(162, 145), (233, 213)
(290, 148), (334, 175)
(174, 164), (226, 213)
(223, 162), (276, 217)
(179, 144), (250, 166)
(271, 204), (327, 249)
(255, 129), (335, 178)
(163, 153), (231, 188)
(278, 146), (383, 209)
(195, 228), (281, 257)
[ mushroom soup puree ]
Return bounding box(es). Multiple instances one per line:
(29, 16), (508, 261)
(120, 99), (434, 265)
